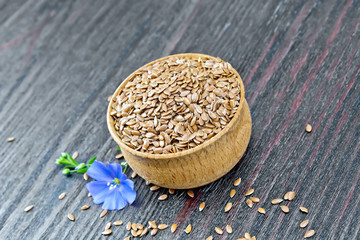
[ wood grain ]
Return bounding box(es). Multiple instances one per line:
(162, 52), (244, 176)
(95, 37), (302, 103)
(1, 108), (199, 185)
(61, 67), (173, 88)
(0, 0), (359, 239)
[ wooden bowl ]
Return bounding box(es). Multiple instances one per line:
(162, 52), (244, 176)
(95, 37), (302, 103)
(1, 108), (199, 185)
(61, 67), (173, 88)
(107, 53), (251, 189)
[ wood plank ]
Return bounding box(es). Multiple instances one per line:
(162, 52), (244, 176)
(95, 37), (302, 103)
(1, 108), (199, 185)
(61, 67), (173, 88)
(0, 0), (359, 239)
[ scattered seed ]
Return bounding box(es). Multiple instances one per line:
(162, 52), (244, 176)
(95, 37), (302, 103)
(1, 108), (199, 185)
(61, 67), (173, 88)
(171, 223), (177, 233)
(150, 186), (160, 191)
(140, 228), (149, 236)
(137, 229), (143, 236)
(169, 188), (175, 194)
(304, 229), (315, 238)
(225, 202), (233, 212)
(100, 209), (108, 218)
(7, 137), (15, 142)
(187, 190), (194, 198)
(238, 238), (246, 240)
(185, 224), (192, 234)
(145, 180), (151, 185)
(215, 227), (223, 235)
(102, 229), (112, 236)
(250, 237), (256, 240)
(105, 222), (112, 230)
(81, 205), (90, 210)
(124, 237), (130, 240)
(199, 202), (206, 211)
(271, 199), (283, 205)
(131, 171), (137, 178)
(158, 194), (168, 200)
(245, 232), (251, 239)
(234, 178), (241, 186)
(24, 205), (34, 212)
(137, 224), (143, 229)
(300, 206), (309, 213)
(206, 236), (213, 240)
(114, 220), (123, 226)
(88, 192), (92, 197)
(230, 189), (236, 198)
(300, 219), (309, 228)
(126, 222), (132, 231)
(83, 173), (89, 181)
(306, 124), (312, 133)
(158, 224), (168, 230)
(284, 191), (295, 200)
(72, 152), (79, 159)
(131, 229), (138, 237)
(245, 189), (254, 196)
(67, 214), (75, 221)
(58, 192), (66, 200)
(280, 205), (289, 213)
(132, 223), (138, 231)
(246, 199), (253, 208)
(226, 225), (232, 234)
(116, 153), (123, 159)
(107, 95), (112, 102)
(250, 197), (260, 203)
(258, 207), (266, 214)
(151, 228), (158, 236)
(148, 221), (157, 229)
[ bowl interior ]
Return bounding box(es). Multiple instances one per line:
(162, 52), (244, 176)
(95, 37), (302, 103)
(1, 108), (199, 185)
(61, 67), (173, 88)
(107, 53), (245, 159)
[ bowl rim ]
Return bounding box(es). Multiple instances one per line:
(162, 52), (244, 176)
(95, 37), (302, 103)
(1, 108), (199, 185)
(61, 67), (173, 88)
(107, 53), (245, 160)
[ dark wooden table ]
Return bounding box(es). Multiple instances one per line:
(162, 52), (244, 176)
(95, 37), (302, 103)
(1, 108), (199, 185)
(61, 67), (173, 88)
(1, 0), (360, 239)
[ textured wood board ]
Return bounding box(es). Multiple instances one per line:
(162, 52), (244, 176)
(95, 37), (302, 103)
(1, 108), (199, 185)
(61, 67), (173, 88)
(0, 0), (359, 239)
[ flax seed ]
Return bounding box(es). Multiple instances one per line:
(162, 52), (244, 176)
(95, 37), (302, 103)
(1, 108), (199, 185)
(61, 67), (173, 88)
(131, 229), (138, 237)
(171, 224), (177, 233)
(234, 178), (241, 186)
(158, 194), (168, 200)
(246, 199), (253, 208)
(258, 207), (266, 214)
(280, 205), (289, 213)
(199, 202), (206, 211)
(24, 205), (34, 212)
(105, 222), (111, 230)
(67, 214), (75, 221)
(150, 185), (160, 191)
(107, 95), (112, 102)
(250, 237), (256, 240)
(306, 124), (312, 133)
(230, 189), (236, 198)
(225, 202), (233, 212)
(187, 190), (194, 198)
(226, 225), (232, 234)
(185, 224), (192, 234)
(304, 230), (315, 238)
(114, 220), (123, 226)
(300, 219), (309, 228)
(7, 137), (15, 142)
(158, 224), (168, 230)
(151, 228), (158, 236)
(140, 228), (148, 236)
(116, 153), (123, 159)
(148, 221), (157, 229)
(58, 192), (66, 200)
(250, 197), (260, 203)
(245, 232), (251, 239)
(215, 227), (223, 235)
(88, 192), (92, 197)
(284, 191), (295, 200)
(126, 222), (132, 231)
(102, 229), (112, 235)
(131, 171), (137, 178)
(206, 236), (213, 240)
(271, 199), (283, 205)
(300, 206), (309, 213)
(245, 189), (254, 196)
(83, 173), (89, 180)
(169, 188), (175, 194)
(81, 205), (90, 210)
(100, 209), (108, 218)
(132, 223), (138, 231)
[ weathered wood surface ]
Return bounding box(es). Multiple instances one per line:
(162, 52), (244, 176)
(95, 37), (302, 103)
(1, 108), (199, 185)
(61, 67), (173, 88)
(0, 0), (359, 239)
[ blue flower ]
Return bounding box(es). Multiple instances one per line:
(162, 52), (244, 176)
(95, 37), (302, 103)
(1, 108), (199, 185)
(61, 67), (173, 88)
(86, 161), (136, 210)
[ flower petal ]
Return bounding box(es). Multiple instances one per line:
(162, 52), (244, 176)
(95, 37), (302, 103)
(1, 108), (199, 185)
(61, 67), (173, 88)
(86, 181), (110, 204)
(119, 181), (136, 204)
(86, 161), (113, 182)
(122, 179), (135, 190)
(102, 190), (128, 210)
(107, 163), (124, 179)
